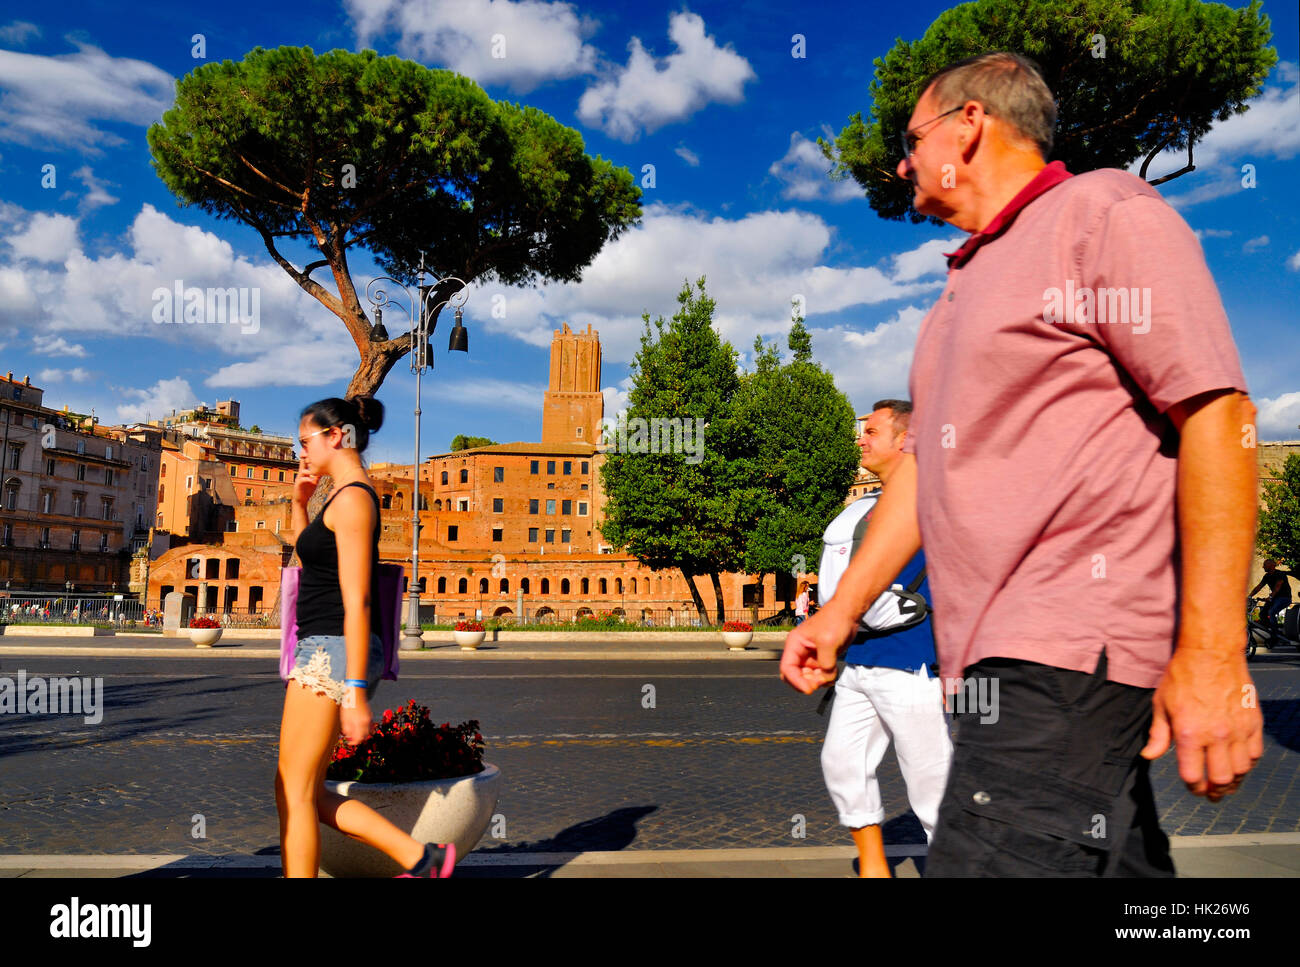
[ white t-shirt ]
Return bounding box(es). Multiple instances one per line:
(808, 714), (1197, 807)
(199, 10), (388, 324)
(818, 491), (917, 631)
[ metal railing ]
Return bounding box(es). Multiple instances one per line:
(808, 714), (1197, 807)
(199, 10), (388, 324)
(423, 605), (797, 629)
(0, 594), (149, 628)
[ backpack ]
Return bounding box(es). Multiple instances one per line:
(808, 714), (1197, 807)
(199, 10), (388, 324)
(850, 510), (931, 634)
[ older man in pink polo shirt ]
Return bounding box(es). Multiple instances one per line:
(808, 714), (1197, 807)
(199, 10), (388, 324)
(781, 51), (1262, 876)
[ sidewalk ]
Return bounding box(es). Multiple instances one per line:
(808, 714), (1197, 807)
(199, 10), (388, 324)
(0, 630), (786, 661)
(4, 834), (1300, 877)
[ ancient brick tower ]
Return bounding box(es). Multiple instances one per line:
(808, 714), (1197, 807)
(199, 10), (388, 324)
(542, 322), (603, 444)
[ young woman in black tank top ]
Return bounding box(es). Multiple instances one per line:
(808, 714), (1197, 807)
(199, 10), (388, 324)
(275, 396), (453, 878)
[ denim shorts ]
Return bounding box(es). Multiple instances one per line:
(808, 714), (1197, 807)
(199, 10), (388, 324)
(287, 633), (384, 705)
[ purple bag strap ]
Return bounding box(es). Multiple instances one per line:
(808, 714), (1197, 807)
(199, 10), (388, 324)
(279, 566), (301, 682)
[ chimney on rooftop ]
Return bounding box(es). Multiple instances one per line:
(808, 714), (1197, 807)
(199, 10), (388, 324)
(23, 375), (30, 386)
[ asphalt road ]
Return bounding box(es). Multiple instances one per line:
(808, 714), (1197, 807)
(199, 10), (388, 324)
(3, 652), (1299, 857)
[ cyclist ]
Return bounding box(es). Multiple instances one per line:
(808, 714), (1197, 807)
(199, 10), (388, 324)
(1249, 560), (1294, 644)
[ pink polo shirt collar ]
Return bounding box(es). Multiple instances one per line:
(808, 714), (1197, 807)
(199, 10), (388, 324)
(944, 160), (1073, 268)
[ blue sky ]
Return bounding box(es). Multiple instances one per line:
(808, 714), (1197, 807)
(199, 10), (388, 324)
(0, 0), (1297, 466)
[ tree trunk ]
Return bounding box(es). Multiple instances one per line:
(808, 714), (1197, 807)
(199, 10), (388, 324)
(682, 569), (708, 624)
(346, 343), (410, 399)
(709, 571), (727, 625)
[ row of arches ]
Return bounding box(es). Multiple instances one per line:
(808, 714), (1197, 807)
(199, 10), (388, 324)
(430, 575), (674, 596)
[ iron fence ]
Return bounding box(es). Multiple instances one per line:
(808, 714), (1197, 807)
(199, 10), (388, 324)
(425, 605), (797, 629)
(0, 594), (152, 629)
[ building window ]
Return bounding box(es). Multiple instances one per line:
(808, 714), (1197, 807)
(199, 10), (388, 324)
(546, 461), (555, 475)
(3, 487), (16, 511)
(246, 467), (254, 478)
(40, 526), (50, 548)
(581, 483), (589, 491)
(576, 426), (584, 438)
(457, 498), (468, 512)
(382, 494), (392, 509)
(458, 578), (468, 594)
(256, 521), (265, 529)
(105, 469), (114, 486)
(72, 494), (84, 517)
(500, 578), (509, 593)
(99, 533), (109, 552)
(581, 577), (589, 594)
(279, 470), (285, 481)
(581, 461), (589, 474)
(521, 578), (530, 593)
(546, 499), (555, 515)
(530, 461), (539, 475)
(245, 488), (252, 498)
(41, 492), (52, 514)
(45, 458), (55, 476)
(561, 578), (570, 594)
(541, 578), (550, 594)
(600, 578), (608, 594)
(262, 469), (269, 480)
(529, 499), (538, 515)
(76, 464), (86, 481)
(186, 476), (194, 491)
(545, 528), (554, 543)
(229, 464), (236, 475)
(528, 527), (538, 542)
(1, 523), (11, 546)
(561, 528), (571, 543)
(7, 445), (20, 469)
(101, 498), (112, 520)
(459, 469), (468, 484)
(493, 498), (503, 513)
(492, 526), (503, 542)
(494, 466), (504, 483)
(71, 529), (81, 551)
(562, 499), (572, 515)
(440, 471), (448, 485)
(578, 501), (588, 516)
(447, 525), (458, 542)
(563, 461), (571, 475)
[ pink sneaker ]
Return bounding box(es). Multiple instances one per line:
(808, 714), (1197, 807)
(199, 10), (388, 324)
(395, 843), (456, 878)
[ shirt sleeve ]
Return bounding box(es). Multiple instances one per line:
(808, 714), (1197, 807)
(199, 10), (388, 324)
(1075, 193), (1248, 413)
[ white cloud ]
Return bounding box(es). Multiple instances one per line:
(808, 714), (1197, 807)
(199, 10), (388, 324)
(9, 212), (80, 262)
(425, 376), (545, 414)
(345, 0), (598, 92)
(0, 203), (358, 389)
(0, 21), (40, 45)
(69, 166), (119, 211)
(114, 376), (199, 424)
(675, 145), (700, 167)
(1242, 235), (1269, 253)
(37, 366), (90, 383)
(1288, 249), (1300, 272)
(32, 334), (87, 358)
(1256, 391), (1300, 440)
(811, 306), (929, 408)
(469, 203), (946, 364)
(769, 132), (860, 202)
(1153, 63), (1299, 210)
(577, 12), (755, 141)
(601, 377), (633, 425)
(1193, 228), (1233, 240)
(0, 41), (174, 152)
(889, 238), (960, 282)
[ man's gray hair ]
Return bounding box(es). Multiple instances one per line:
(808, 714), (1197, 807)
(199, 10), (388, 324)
(919, 51), (1057, 159)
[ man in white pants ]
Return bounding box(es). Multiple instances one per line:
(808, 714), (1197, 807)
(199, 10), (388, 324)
(818, 400), (952, 877)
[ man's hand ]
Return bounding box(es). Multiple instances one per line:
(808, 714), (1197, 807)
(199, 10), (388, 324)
(779, 603), (858, 695)
(1141, 646), (1263, 800)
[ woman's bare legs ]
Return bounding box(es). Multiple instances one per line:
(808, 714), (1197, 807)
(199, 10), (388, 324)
(276, 682), (424, 876)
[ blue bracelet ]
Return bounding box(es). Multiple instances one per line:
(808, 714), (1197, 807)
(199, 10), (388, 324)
(344, 679), (368, 689)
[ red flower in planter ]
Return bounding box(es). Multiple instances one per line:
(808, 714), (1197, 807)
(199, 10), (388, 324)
(326, 701), (485, 783)
(722, 621), (753, 632)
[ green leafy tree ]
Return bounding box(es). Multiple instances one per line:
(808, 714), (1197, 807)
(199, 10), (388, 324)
(1259, 453), (1300, 570)
(449, 435), (498, 452)
(599, 279), (743, 624)
(729, 318), (861, 606)
(822, 0), (1276, 223)
(148, 46), (641, 397)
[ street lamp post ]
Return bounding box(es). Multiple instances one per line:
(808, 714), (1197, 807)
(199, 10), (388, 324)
(366, 263), (469, 651)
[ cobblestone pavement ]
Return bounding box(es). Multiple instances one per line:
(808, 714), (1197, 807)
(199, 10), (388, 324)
(1, 655), (1297, 856)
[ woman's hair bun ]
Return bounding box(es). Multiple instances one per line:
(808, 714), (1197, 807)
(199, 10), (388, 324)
(353, 395), (384, 434)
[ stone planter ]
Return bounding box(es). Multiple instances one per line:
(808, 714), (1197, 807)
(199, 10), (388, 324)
(453, 629), (487, 650)
(189, 627), (223, 647)
(721, 630), (753, 650)
(320, 764), (503, 878)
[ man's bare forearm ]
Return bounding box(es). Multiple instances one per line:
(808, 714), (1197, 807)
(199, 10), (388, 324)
(824, 454), (922, 629)
(1173, 392), (1258, 651)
